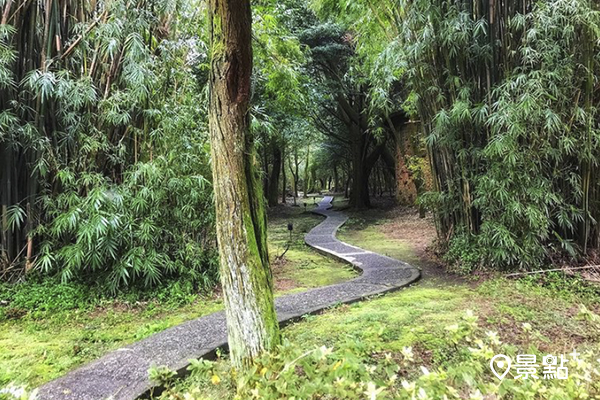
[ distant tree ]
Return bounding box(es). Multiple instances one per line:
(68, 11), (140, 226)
(301, 23), (396, 208)
(207, 0), (281, 369)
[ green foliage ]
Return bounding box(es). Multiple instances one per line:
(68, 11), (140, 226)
(516, 272), (600, 303)
(0, 275), (209, 322)
(318, 0), (600, 270)
(149, 366), (178, 390)
(154, 309), (600, 399)
(444, 233), (482, 274)
(37, 155), (217, 292)
(0, 279), (92, 317)
(0, 0), (221, 291)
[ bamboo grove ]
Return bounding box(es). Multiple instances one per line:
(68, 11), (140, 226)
(0, 0), (218, 289)
(316, 0), (600, 270)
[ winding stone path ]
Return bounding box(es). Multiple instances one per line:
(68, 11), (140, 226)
(37, 196), (420, 400)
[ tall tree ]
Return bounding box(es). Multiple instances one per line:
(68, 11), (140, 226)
(301, 23), (394, 208)
(207, 0), (281, 369)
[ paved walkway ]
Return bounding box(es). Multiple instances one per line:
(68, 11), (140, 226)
(38, 196), (420, 400)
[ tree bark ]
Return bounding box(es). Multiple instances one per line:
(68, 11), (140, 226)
(303, 145), (310, 198)
(333, 164), (339, 192)
(267, 144), (281, 207)
(208, 0), (280, 370)
(281, 147), (287, 204)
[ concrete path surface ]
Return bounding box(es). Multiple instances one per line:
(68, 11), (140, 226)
(37, 196), (420, 400)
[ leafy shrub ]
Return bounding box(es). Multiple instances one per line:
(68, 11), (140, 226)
(0, 279), (92, 315)
(444, 233), (482, 274)
(35, 154), (218, 292)
(0, 274), (208, 322)
(156, 310), (600, 399)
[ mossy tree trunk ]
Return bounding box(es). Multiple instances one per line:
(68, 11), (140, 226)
(208, 0), (280, 370)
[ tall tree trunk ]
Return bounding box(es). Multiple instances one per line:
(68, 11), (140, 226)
(349, 139), (371, 209)
(208, 0), (280, 370)
(267, 145), (281, 207)
(333, 164), (339, 192)
(344, 175), (351, 199)
(303, 145), (310, 198)
(281, 147), (287, 204)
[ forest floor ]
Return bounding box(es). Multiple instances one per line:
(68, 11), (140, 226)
(0, 197), (352, 389)
(2, 196), (600, 394)
(158, 197), (600, 399)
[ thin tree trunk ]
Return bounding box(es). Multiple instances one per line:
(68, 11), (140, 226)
(281, 147), (287, 204)
(303, 145), (310, 198)
(333, 164), (339, 192)
(208, 0), (280, 370)
(267, 145), (281, 207)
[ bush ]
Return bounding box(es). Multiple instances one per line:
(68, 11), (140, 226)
(0, 274), (208, 322)
(35, 154), (218, 292)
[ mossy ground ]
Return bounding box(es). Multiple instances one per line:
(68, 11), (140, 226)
(159, 201), (600, 399)
(3, 198), (599, 392)
(269, 199), (355, 293)
(0, 300), (222, 388)
(0, 198), (353, 388)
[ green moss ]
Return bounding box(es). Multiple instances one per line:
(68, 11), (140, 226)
(267, 206), (356, 292)
(0, 299), (222, 387)
(339, 219), (421, 266)
(284, 286), (471, 354)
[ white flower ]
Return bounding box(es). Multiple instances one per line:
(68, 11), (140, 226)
(485, 330), (501, 345)
(318, 345), (333, 359)
(401, 346), (415, 362)
(364, 382), (385, 400)
(401, 380), (415, 392)
(469, 389), (484, 400)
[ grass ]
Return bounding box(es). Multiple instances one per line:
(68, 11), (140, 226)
(0, 200), (353, 388)
(4, 199), (599, 393)
(0, 299), (222, 388)
(268, 201), (355, 292)
(154, 203), (600, 399)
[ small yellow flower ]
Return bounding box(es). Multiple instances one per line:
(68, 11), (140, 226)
(210, 374), (221, 385)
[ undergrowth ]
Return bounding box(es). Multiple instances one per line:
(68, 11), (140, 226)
(150, 308), (600, 400)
